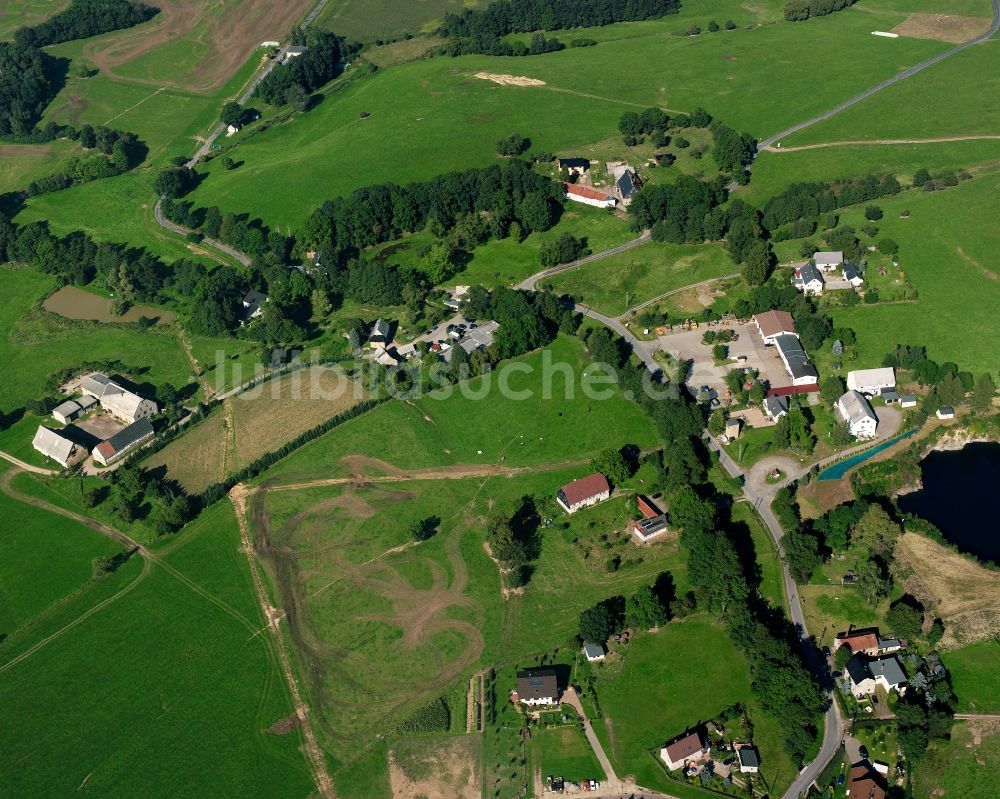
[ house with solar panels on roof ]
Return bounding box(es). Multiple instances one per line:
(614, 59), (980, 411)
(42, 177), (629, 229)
(514, 667), (560, 706)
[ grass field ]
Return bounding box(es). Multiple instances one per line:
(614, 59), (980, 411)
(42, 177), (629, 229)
(0, 140), (85, 196)
(810, 170), (1000, 375)
(946, 640), (1000, 712)
(374, 204), (633, 289)
(0, 463), (121, 637)
(0, 0), (68, 39)
(389, 734), (480, 799)
(316, 0), (484, 41)
(547, 241), (735, 316)
(594, 621), (797, 793)
(259, 337), (658, 484)
(532, 723), (603, 782)
(189, 8), (947, 230)
(734, 503), (786, 611)
(0, 492), (315, 795)
(912, 719), (1000, 799)
(0, 267), (193, 411)
(744, 138), (1000, 205)
(783, 39), (1000, 147)
(16, 171), (235, 264)
(143, 408), (229, 493)
(0, 412), (64, 468)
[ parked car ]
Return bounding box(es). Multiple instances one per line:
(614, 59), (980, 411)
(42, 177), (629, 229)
(837, 774), (845, 786)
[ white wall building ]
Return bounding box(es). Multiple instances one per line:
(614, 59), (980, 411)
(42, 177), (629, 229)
(837, 390), (879, 439)
(814, 251), (844, 271)
(847, 367), (896, 396)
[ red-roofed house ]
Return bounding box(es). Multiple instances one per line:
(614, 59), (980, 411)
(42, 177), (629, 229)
(564, 182), (617, 209)
(834, 627), (902, 657)
(846, 763), (887, 799)
(660, 729), (709, 771)
(557, 473), (611, 513)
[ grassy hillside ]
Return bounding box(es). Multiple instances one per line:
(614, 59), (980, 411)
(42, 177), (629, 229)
(0, 267), (193, 410)
(0, 496), (314, 796)
(189, 8), (946, 230)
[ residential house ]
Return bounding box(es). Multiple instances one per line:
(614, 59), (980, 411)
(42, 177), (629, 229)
(753, 310), (797, 345)
(936, 405), (955, 420)
(881, 391), (900, 404)
(558, 157), (591, 177)
(837, 390), (879, 439)
(842, 262), (864, 288)
(814, 251), (844, 272)
(834, 627), (902, 657)
(792, 262), (825, 295)
(226, 123), (241, 136)
(93, 419), (155, 466)
(900, 394), (918, 408)
(847, 368), (896, 396)
(737, 747), (760, 774)
(556, 473), (611, 514)
(660, 729), (709, 772)
(514, 668), (559, 706)
(283, 45), (307, 62)
(774, 334), (819, 386)
(368, 318), (392, 347)
(763, 394), (789, 420)
(615, 168), (639, 204)
(373, 347), (400, 367)
(32, 426), (81, 468)
(582, 642), (606, 662)
(628, 494), (669, 543)
(78, 373), (158, 424)
(242, 291), (267, 323)
(564, 182), (617, 209)
(845, 763), (888, 799)
(846, 654), (907, 697)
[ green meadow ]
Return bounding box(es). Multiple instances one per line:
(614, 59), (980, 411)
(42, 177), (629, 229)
(823, 171), (1000, 374)
(595, 621), (797, 794)
(316, 0), (485, 41)
(258, 336), (658, 484)
(190, 8), (946, 230)
(0, 139), (85, 196)
(0, 463), (121, 636)
(532, 725), (603, 782)
(547, 240), (735, 316)
(912, 720), (999, 799)
(744, 138), (1000, 205)
(946, 640), (1000, 713)
(783, 40), (1000, 146)
(0, 492), (314, 796)
(0, 268), (193, 410)
(0, 0), (67, 39)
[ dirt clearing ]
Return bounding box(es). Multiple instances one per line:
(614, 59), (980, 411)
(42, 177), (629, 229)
(892, 13), (991, 43)
(82, 0), (315, 93)
(474, 71), (546, 87)
(895, 532), (1000, 647)
(389, 735), (480, 799)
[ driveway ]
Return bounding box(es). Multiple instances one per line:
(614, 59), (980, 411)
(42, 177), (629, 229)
(561, 688), (623, 793)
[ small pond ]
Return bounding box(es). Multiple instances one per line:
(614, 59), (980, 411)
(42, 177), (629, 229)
(898, 442), (1000, 563)
(43, 286), (175, 325)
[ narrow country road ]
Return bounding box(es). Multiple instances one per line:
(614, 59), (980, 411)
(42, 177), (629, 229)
(562, 688), (623, 791)
(516, 230), (651, 290)
(0, 450), (57, 476)
(761, 134), (1000, 153)
(758, 0), (1000, 148)
(153, 198), (252, 266)
(624, 273), (740, 316)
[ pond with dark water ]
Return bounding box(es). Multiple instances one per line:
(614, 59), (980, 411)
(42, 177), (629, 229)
(898, 442), (1000, 563)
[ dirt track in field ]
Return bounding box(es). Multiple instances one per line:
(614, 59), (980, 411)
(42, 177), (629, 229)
(82, 0), (315, 93)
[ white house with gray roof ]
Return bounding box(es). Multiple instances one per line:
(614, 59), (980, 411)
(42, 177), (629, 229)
(837, 390), (879, 439)
(774, 334), (819, 386)
(32, 426), (81, 468)
(79, 373), (158, 424)
(846, 654), (907, 697)
(813, 251), (844, 271)
(792, 262), (825, 295)
(847, 367), (896, 396)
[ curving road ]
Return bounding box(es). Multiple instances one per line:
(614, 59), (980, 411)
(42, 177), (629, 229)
(759, 0), (1000, 149)
(153, 198), (252, 266)
(516, 230), (651, 290)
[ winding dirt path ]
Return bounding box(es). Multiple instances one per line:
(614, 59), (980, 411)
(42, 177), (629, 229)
(230, 484), (334, 798)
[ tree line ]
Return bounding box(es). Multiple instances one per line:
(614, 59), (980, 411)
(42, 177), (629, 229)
(439, 0), (680, 55)
(1, 1), (158, 135)
(254, 29), (354, 107)
(760, 174), (902, 232)
(26, 124), (147, 196)
(784, 0), (855, 21)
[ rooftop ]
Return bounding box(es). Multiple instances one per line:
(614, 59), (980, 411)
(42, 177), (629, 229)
(753, 310), (796, 338)
(814, 250), (844, 264)
(515, 667), (558, 699)
(564, 182), (615, 203)
(775, 334), (818, 381)
(664, 730), (705, 764)
(838, 390), (877, 425)
(559, 473), (610, 506)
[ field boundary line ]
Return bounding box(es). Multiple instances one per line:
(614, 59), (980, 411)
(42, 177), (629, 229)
(763, 135), (1000, 152)
(230, 485), (335, 798)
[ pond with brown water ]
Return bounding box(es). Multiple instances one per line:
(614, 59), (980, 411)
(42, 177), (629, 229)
(42, 286), (175, 325)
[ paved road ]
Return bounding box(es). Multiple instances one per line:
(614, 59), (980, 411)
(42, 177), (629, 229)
(515, 230), (651, 290)
(758, 0), (1000, 149)
(186, 0), (335, 167)
(153, 197), (252, 266)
